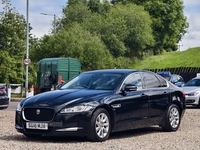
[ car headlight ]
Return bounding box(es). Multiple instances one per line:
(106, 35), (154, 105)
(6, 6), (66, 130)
(187, 91), (200, 96)
(16, 103), (22, 111)
(60, 105), (94, 113)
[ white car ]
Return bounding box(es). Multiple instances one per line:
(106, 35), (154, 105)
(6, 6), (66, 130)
(182, 77), (200, 108)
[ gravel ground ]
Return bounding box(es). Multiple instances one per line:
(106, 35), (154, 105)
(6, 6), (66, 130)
(0, 107), (200, 150)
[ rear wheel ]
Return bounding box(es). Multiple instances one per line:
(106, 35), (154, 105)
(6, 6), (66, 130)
(87, 108), (111, 142)
(162, 104), (180, 131)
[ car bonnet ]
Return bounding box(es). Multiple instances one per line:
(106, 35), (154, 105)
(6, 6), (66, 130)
(22, 89), (113, 107)
(182, 86), (200, 94)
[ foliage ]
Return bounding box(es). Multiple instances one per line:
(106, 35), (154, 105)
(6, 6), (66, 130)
(67, 0), (87, 5)
(0, 0), (37, 86)
(111, 0), (189, 54)
(87, 0), (111, 14)
(0, 0), (190, 86)
(0, 0), (26, 83)
(106, 4), (154, 57)
(68, 3), (154, 58)
(61, 2), (92, 25)
(31, 23), (115, 71)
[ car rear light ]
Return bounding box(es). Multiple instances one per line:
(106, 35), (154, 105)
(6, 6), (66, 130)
(182, 93), (186, 98)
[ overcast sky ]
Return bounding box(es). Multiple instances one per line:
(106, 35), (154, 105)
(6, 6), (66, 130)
(0, 0), (200, 51)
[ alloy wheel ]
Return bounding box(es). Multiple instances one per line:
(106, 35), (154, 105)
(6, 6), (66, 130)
(95, 112), (110, 138)
(169, 107), (180, 129)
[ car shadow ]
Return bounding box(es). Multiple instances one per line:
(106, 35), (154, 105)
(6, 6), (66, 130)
(109, 126), (162, 140)
(0, 134), (87, 143)
(0, 126), (162, 143)
(186, 106), (199, 109)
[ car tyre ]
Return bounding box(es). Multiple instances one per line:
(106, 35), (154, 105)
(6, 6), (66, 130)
(162, 104), (180, 132)
(87, 108), (111, 142)
(197, 98), (200, 108)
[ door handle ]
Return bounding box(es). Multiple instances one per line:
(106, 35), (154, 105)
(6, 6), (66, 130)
(141, 93), (147, 97)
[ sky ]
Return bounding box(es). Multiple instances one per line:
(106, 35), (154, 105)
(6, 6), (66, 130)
(0, 0), (200, 51)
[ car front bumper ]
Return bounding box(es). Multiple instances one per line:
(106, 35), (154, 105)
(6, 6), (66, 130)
(15, 110), (92, 137)
(185, 95), (200, 106)
(0, 96), (9, 109)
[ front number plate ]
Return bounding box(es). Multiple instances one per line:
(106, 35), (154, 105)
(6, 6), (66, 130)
(26, 122), (48, 130)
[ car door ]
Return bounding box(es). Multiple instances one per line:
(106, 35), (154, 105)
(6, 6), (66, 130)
(114, 72), (150, 131)
(142, 72), (170, 124)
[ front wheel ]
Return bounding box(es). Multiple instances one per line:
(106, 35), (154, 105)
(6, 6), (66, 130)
(87, 108), (111, 142)
(162, 104), (180, 132)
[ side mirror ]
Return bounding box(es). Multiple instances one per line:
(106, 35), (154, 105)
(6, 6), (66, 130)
(124, 84), (137, 92)
(56, 84), (63, 89)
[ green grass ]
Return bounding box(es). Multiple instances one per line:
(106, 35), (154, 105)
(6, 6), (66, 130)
(132, 47), (200, 69)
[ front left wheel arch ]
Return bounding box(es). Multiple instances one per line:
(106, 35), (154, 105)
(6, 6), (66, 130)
(91, 105), (115, 131)
(87, 108), (112, 142)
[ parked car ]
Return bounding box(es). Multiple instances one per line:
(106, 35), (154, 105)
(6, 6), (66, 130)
(0, 84), (9, 109)
(15, 69), (186, 142)
(181, 76), (200, 107)
(157, 71), (185, 87)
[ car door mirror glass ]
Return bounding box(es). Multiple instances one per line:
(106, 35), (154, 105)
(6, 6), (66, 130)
(56, 84), (63, 89)
(124, 84), (137, 91)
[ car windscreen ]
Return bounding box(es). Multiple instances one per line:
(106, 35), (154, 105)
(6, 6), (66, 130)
(184, 78), (200, 86)
(60, 72), (123, 90)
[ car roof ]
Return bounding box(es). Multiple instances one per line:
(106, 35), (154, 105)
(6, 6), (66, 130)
(82, 69), (151, 74)
(157, 71), (171, 75)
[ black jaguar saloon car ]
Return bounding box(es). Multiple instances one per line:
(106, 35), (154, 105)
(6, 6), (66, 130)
(15, 69), (186, 142)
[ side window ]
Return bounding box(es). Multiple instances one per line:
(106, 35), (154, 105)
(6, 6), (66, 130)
(157, 75), (168, 87)
(170, 75), (174, 82)
(172, 75), (178, 83)
(124, 73), (143, 90)
(178, 76), (184, 82)
(143, 72), (161, 88)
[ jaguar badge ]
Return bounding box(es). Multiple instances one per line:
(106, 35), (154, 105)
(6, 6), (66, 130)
(36, 109), (41, 115)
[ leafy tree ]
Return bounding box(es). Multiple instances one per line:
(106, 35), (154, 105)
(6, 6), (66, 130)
(67, 0), (87, 5)
(31, 23), (114, 71)
(87, 0), (111, 15)
(82, 3), (154, 58)
(111, 0), (189, 54)
(0, 0), (26, 83)
(61, 2), (92, 25)
(0, 0), (37, 86)
(107, 4), (154, 57)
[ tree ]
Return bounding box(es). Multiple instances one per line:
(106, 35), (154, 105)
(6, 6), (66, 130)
(87, 0), (111, 15)
(0, 0), (26, 83)
(108, 4), (154, 57)
(31, 23), (114, 71)
(61, 2), (92, 25)
(67, 0), (87, 5)
(82, 3), (154, 58)
(111, 0), (189, 54)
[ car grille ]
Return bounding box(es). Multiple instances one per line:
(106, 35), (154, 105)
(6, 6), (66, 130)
(23, 107), (55, 121)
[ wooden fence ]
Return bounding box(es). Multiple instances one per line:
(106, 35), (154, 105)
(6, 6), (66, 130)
(147, 67), (200, 83)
